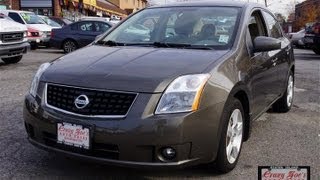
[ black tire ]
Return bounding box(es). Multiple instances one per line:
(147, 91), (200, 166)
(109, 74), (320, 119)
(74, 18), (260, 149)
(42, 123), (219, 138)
(272, 71), (294, 113)
(312, 46), (320, 55)
(1, 55), (23, 64)
(63, 39), (77, 53)
(215, 97), (245, 173)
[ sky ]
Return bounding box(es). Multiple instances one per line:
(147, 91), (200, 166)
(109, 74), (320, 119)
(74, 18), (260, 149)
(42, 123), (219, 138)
(149, 0), (306, 17)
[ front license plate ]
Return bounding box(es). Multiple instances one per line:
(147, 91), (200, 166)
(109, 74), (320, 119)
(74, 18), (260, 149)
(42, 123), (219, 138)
(57, 123), (90, 149)
(36, 39), (40, 43)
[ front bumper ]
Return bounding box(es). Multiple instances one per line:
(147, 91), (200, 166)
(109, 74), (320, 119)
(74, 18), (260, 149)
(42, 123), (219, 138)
(28, 37), (50, 46)
(23, 90), (225, 168)
(0, 42), (30, 58)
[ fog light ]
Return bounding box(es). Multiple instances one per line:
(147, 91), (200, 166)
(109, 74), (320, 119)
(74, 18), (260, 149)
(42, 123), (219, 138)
(161, 147), (176, 160)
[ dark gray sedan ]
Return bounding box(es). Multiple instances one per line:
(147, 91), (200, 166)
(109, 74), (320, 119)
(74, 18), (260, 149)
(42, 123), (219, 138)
(24, 1), (294, 173)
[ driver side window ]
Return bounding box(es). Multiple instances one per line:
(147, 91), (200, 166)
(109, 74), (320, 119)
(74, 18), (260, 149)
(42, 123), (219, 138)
(248, 11), (267, 44)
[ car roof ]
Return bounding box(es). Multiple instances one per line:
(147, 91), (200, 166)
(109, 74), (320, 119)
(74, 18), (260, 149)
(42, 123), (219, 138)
(0, 10), (35, 14)
(73, 20), (113, 26)
(151, 1), (248, 8)
(148, 1), (267, 11)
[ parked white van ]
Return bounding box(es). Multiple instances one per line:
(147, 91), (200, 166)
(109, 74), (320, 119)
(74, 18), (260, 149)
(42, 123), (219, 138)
(0, 14), (29, 64)
(0, 10), (52, 49)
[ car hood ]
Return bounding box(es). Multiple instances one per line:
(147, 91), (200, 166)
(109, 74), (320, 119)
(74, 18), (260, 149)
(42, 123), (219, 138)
(42, 45), (228, 93)
(0, 19), (27, 32)
(27, 24), (52, 31)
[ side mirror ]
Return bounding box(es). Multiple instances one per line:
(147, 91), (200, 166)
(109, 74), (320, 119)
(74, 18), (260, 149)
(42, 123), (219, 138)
(253, 36), (281, 52)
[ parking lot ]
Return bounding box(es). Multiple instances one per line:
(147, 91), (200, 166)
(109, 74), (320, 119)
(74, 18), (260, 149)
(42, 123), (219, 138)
(0, 48), (319, 179)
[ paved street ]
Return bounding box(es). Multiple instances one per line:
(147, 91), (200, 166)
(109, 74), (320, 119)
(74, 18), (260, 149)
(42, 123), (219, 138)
(0, 48), (319, 179)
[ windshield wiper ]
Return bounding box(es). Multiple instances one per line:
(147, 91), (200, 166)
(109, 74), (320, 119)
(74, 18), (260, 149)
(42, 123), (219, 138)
(96, 40), (125, 46)
(153, 42), (214, 50)
(96, 41), (213, 50)
(184, 46), (214, 50)
(96, 40), (153, 47)
(153, 42), (191, 48)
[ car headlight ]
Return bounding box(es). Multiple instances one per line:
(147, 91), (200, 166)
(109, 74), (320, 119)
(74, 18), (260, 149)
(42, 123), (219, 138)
(30, 63), (51, 97)
(155, 74), (210, 114)
(23, 31), (27, 38)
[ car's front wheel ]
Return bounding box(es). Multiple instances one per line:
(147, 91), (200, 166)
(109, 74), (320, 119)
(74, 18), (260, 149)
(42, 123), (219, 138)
(63, 39), (77, 53)
(215, 97), (244, 173)
(1, 55), (23, 64)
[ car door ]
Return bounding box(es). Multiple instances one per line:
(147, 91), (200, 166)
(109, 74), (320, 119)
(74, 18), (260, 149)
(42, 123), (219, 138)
(262, 11), (292, 95)
(246, 10), (279, 118)
(75, 21), (97, 47)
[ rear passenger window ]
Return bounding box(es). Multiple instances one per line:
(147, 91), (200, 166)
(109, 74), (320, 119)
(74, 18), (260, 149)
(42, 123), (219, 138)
(78, 22), (94, 32)
(95, 22), (111, 32)
(8, 12), (25, 24)
(262, 11), (282, 39)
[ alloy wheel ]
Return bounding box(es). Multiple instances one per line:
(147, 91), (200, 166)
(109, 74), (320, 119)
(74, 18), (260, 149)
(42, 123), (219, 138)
(287, 75), (294, 107)
(226, 109), (243, 164)
(64, 41), (76, 53)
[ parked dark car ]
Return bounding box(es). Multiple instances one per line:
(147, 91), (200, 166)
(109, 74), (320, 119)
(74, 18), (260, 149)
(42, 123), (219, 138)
(50, 20), (112, 53)
(49, 17), (72, 27)
(303, 22), (320, 53)
(24, 1), (294, 173)
(310, 22), (320, 54)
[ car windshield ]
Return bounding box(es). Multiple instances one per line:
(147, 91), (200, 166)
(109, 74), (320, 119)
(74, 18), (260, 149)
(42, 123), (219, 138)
(99, 7), (240, 49)
(41, 16), (62, 27)
(20, 12), (45, 24)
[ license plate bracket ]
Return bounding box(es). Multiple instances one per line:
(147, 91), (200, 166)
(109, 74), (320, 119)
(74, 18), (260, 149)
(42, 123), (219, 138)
(57, 122), (91, 150)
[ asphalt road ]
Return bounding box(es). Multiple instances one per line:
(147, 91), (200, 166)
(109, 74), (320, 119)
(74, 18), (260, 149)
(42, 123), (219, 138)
(0, 48), (319, 179)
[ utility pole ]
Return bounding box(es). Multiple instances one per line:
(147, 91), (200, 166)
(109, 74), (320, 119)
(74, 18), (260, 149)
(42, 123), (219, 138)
(265, 0), (267, 7)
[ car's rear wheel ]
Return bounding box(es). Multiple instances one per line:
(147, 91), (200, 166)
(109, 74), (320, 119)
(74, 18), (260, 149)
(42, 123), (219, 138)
(63, 39), (77, 53)
(312, 46), (320, 55)
(272, 72), (294, 112)
(215, 97), (244, 173)
(1, 55), (23, 64)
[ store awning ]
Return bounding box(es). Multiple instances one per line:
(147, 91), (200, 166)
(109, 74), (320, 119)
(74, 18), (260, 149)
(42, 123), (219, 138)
(21, 0), (52, 8)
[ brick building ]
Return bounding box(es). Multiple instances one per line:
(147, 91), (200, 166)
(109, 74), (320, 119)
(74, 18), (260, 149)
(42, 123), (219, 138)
(2, 0), (128, 19)
(108, 0), (147, 14)
(294, 0), (320, 31)
(0, 0), (19, 10)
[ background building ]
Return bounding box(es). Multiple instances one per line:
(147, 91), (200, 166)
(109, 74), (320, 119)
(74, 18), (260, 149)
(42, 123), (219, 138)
(108, 0), (147, 14)
(294, 0), (320, 31)
(1, 0), (131, 20)
(0, 0), (20, 10)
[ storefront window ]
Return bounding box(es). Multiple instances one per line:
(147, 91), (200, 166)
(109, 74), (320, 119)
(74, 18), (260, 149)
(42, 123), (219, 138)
(21, 8), (53, 16)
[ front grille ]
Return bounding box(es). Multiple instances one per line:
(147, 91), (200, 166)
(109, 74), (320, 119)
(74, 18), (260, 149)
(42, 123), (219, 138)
(46, 84), (137, 117)
(1, 33), (23, 42)
(42, 131), (119, 160)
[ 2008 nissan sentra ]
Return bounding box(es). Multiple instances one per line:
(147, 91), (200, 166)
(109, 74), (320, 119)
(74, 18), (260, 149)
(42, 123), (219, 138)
(24, 1), (294, 173)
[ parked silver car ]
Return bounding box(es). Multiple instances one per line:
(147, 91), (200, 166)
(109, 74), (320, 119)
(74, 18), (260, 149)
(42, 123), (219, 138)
(289, 29), (305, 48)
